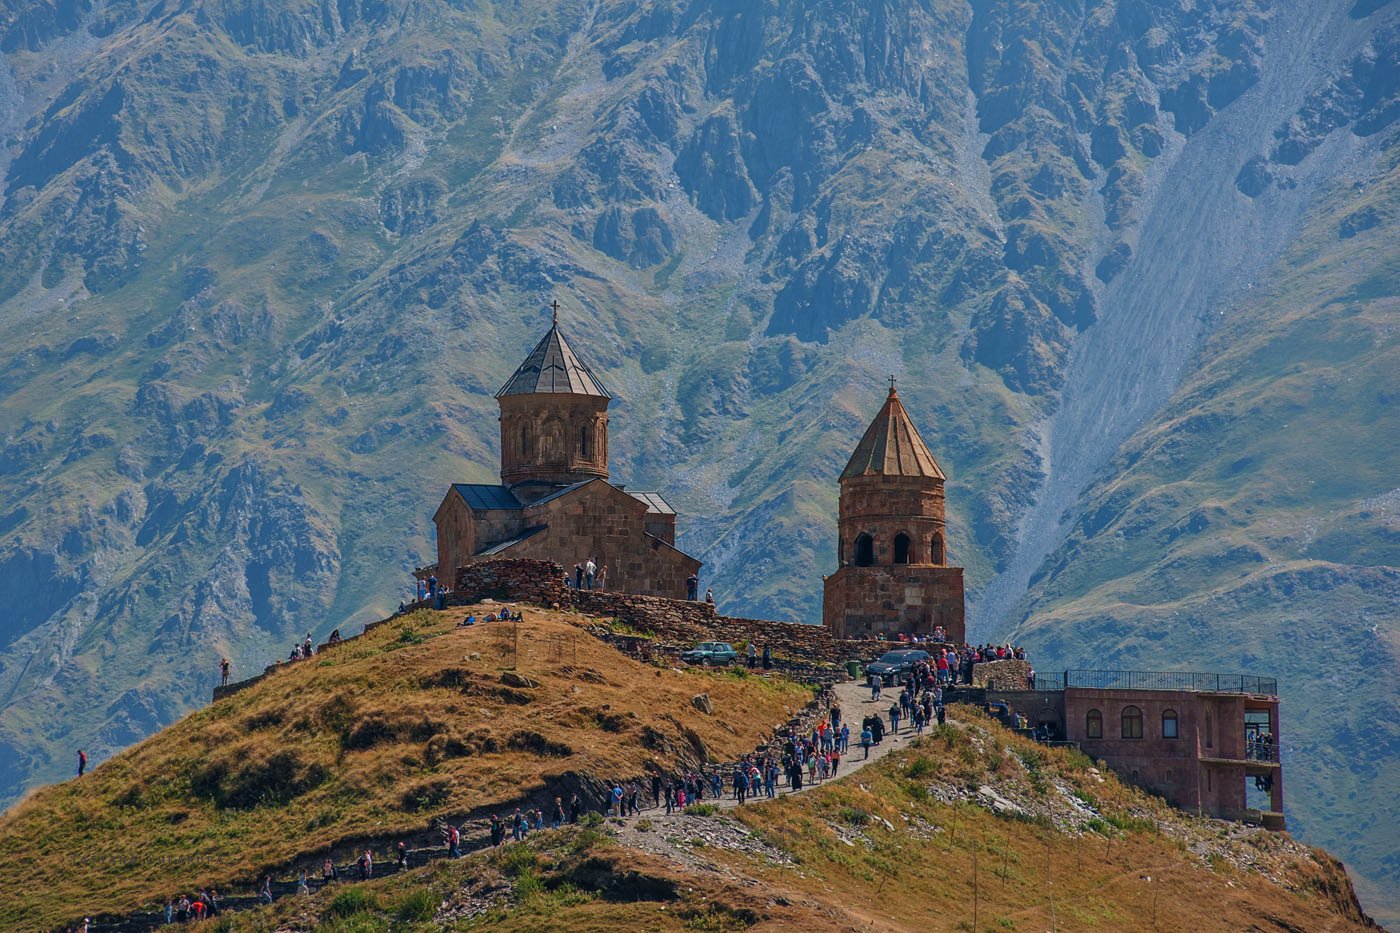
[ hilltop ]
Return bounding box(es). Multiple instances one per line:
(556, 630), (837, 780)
(21, 623), (1371, 931)
(0, 607), (815, 930)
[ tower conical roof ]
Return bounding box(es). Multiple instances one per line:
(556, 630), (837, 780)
(840, 386), (945, 481)
(496, 320), (611, 398)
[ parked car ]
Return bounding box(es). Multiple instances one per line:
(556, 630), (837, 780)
(681, 641), (737, 666)
(865, 649), (931, 685)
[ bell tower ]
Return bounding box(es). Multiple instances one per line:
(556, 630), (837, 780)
(497, 303), (611, 501)
(822, 382), (965, 640)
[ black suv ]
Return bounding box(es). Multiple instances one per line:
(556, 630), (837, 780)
(865, 649), (930, 686)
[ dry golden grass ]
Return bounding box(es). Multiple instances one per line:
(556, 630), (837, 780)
(197, 713), (1372, 932)
(0, 607), (812, 929)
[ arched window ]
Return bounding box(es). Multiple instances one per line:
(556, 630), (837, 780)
(930, 532), (945, 565)
(1121, 706), (1143, 739)
(579, 423), (592, 458)
(1162, 709), (1179, 739)
(854, 533), (874, 567)
(1086, 709), (1103, 739)
(893, 533), (911, 564)
(520, 424), (533, 458)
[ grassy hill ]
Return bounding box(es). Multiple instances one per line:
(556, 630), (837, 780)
(154, 706), (1374, 932)
(2, 0), (1399, 922)
(0, 607), (813, 930)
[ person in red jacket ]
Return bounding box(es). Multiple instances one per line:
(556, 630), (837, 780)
(77, 750), (86, 777)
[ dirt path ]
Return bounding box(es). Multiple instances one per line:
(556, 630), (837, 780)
(82, 680), (921, 931)
(622, 678), (931, 820)
(608, 678), (937, 876)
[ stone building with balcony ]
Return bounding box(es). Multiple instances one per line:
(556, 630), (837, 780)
(984, 669), (1285, 828)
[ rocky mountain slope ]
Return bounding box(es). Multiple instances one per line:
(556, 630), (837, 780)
(0, 0), (1397, 922)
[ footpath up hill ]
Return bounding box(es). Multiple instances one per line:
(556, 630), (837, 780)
(201, 695), (1374, 932)
(0, 608), (813, 930)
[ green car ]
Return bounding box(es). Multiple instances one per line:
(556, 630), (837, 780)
(681, 641), (738, 666)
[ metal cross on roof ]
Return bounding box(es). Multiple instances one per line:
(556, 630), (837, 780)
(889, 374), (897, 392)
(550, 299), (560, 325)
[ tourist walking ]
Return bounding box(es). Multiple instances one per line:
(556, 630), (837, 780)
(76, 749), (86, 777)
(861, 726), (873, 759)
(259, 876), (274, 905)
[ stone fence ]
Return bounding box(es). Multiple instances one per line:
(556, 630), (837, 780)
(971, 659), (1035, 691)
(212, 558), (934, 703)
(457, 557), (919, 668)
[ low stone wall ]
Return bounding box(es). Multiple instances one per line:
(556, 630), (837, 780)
(972, 659), (1034, 691)
(455, 557), (901, 667)
(455, 557), (566, 605)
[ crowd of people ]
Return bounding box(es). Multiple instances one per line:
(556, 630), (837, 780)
(897, 643), (1031, 689)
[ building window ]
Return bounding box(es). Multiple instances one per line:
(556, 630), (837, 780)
(520, 424), (533, 458)
(579, 423), (592, 458)
(854, 533), (875, 567)
(931, 532), (945, 565)
(1121, 706), (1143, 739)
(1204, 711), (1213, 749)
(1162, 709), (1178, 739)
(1086, 709), (1102, 739)
(893, 533), (911, 564)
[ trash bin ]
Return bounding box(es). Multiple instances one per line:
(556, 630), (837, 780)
(846, 660), (861, 680)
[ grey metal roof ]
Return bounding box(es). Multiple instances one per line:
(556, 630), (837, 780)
(525, 479), (596, 508)
(477, 525), (545, 556)
(496, 323), (611, 398)
(629, 491), (676, 515)
(453, 483), (522, 511)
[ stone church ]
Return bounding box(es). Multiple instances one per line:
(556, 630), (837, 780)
(822, 385), (966, 641)
(431, 313), (701, 598)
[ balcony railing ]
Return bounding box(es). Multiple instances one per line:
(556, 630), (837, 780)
(1030, 669), (1278, 696)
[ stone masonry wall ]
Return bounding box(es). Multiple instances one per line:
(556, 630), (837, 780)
(456, 558), (901, 667)
(972, 659), (1034, 691)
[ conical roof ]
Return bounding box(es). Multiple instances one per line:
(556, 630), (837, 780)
(840, 386), (945, 481)
(496, 320), (610, 398)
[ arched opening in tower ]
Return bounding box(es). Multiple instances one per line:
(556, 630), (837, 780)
(893, 533), (911, 564)
(854, 533), (874, 567)
(579, 423), (592, 459)
(930, 532), (945, 565)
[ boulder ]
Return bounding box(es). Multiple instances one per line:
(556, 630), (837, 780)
(500, 671), (540, 688)
(691, 693), (714, 715)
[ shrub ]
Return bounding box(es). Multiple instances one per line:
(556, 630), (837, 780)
(329, 886), (378, 917)
(393, 889), (438, 922)
(191, 748), (329, 809)
(906, 757), (935, 780)
(839, 807), (870, 826)
(684, 803), (718, 817)
(399, 778), (451, 812)
(505, 730), (573, 757)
